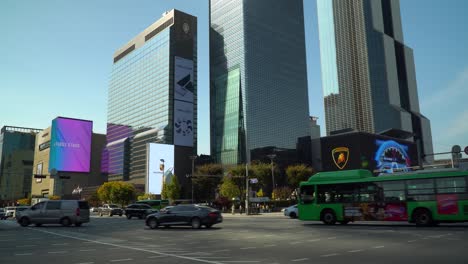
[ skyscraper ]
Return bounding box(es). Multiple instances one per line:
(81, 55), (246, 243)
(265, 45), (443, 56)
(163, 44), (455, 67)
(107, 10), (197, 189)
(210, 0), (311, 165)
(317, 0), (433, 162)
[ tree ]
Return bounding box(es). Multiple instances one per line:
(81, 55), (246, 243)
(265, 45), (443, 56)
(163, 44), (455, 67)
(97, 181), (136, 206)
(256, 188), (264, 197)
(137, 193), (157, 201)
(86, 191), (101, 207)
(219, 177), (241, 200)
(166, 175), (181, 202)
(286, 164), (314, 188)
(17, 198), (31, 206)
(272, 186), (292, 200)
(161, 182), (168, 200)
(192, 164), (223, 201)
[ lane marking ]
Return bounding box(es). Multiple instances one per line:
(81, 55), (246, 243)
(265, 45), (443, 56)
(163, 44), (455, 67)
(213, 249), (230, 253)
(373, 246), (385, 249)
(289, 241), (301, 245)
(16, 245), (36, 248)
(29, 228), (225, 264)
(321, 253), (339, 257)
(307, 239), (320, 242)
(79, 249), (97, 252)
(15, 253), (33, 256)
(246, 236), (256, 239)
(348, 249), (364, 253)
(48, 251), (67, 254)
(76, 262), (94, 264)
(264, 244), (276, 247)
(110, 259), (132, 262)
(147, 256), (165, 259)
(327, 237), (336, 240)
(52, 243), (69, 246)
(408, 240), (417, 243)
(240, 247), (257, 250)
(292, 258), (309, 262)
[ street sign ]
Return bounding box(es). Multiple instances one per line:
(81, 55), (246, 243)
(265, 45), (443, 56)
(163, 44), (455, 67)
(465, 146), (468, 156)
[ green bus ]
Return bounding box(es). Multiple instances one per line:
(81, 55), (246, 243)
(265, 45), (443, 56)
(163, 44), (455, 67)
(298, 169), (468, 226)
(136, 199), (170, 210)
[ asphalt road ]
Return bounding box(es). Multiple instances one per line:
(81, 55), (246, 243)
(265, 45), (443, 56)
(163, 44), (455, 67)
(1, 213), (468, 264)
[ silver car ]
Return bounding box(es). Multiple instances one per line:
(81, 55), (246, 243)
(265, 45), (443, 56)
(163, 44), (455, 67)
(16, 200), (90, 227)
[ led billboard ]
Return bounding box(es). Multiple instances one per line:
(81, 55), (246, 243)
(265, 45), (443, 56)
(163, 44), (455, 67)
(147, 143), (175, 194)
(49, 117), (92, 173)
(174, 56), (194, 103)
(174, 100), (194, 147)
(374, 139), (412, 174)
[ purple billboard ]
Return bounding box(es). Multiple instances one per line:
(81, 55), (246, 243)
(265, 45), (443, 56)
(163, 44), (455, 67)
(49, 117), (92, 173)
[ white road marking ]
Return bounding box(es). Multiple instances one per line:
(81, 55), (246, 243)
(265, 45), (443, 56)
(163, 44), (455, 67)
(246, 236), (256, 239)
(373, 246), (385, 249)
(408, 240), (417, 243)
(52, 243), (69, 246)
(348, 249), (364, 253)
(15, 253), (33, 256)
(292, 258), (309, 262)
(79, 249), (97, 252)
(29, 228), (225, 264)
(110, 259), (132, 262)
(264, 244), (276, 247)
(289, 241), (301, 245)
(321, 253), (339, 257)
(220, 262), (260, 263)
(76, 262), (94, 264)
(147, 255), (165, 259)
(327, 237), (337, 240)
(108, 247), (121, 250)
(307, 239), (320, 242)
(16, 245), (36, 248)
(213, 249), (230, 252)
(48, 251), (67, 254)
(240, 247), (257, 250)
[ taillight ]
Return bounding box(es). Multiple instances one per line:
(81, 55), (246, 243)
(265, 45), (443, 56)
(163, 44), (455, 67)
(76, 208), (80, 216)
(208, 212), (218, 218)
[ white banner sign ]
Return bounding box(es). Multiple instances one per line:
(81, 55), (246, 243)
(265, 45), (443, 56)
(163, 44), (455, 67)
(174, 100), (194, 147)
(174, 56), (194, 103)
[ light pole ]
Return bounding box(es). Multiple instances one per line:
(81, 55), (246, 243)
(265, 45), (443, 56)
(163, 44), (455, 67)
(189, 155), (197, 204)
(267, 154), (276, 196)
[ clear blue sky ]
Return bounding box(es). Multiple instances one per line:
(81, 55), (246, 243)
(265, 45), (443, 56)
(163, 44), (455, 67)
(1, 0), (467, 158)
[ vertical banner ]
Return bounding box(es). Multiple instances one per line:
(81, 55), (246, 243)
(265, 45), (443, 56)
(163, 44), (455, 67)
(174, 56), (194, 103)
(147, 143), (175, 194)
(174, 100), (194, 147)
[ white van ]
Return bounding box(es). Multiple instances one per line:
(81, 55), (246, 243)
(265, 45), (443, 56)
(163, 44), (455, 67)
(16, 200), (90, 227)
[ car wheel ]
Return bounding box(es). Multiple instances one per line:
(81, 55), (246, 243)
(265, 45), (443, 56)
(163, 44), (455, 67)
(75, 222), (82, 227)
(321, 209), (336, 225)
(205, 224), (213, 228)
(19, 217), (30, 227)
(191, 217), (201, 229)
(119, 214), (122, 217)
(289, 212), (297, 219)
(60, 217), (71, 227)
(413, 208), (433, 227)
(148, 218), (159, 229)
(109, 213), (113, 217)
(127, 214), (132, 220)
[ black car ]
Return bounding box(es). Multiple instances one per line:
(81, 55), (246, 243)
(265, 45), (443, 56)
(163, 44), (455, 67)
(125, 204), (157, 219)
(145, 204), (222, 229)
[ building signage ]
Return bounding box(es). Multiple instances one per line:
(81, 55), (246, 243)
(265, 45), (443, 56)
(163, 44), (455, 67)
(39, 141), (50, 151)
(147, 143), (175, 194)
(174, 56), (194, 103)
(174, 100), (194, 147)
(332, 147), (349, 170)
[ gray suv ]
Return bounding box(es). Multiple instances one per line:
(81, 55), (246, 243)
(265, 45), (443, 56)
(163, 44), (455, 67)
(16, 200), (90, 227)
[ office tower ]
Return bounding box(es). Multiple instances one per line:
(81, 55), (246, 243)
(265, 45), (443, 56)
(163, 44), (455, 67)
(317, 0), (433, 162)
(0, 126), (41, 202)
(107, 10), (197, 192)
(210, 0), (311, 165)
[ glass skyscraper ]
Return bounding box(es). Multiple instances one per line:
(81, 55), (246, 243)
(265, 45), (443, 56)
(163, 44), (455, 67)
(317, 0), (433, 162)
(210, 0), (311, 165)
(107, 10), (197, 187)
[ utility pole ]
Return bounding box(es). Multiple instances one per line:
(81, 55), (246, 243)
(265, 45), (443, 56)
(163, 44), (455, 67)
(267, 154), (276, 195)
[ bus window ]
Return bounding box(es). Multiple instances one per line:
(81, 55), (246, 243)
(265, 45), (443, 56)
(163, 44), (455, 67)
(436, 177), (466, 194)
(379, 181), (406, 202)
(300, 185), (315, 204)
(407, 179), (435, 201)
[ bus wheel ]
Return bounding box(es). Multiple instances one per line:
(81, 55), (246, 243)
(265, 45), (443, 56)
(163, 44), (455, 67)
(413, 208), (433, 227)
(321, 210), (336, 225)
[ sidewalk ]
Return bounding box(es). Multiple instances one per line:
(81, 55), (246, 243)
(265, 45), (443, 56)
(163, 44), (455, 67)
(222, 212), (283, 218)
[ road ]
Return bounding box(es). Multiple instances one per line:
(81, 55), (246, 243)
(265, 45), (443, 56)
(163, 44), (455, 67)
(1, 213), (468, 264)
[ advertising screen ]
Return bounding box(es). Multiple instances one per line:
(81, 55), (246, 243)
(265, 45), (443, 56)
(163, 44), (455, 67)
(174, 100), (194, 147)
(147, 143), (175, 194)
(374, 139), (412, 174)
(174, 56), (194, 103)
(49, 117), (92, 173)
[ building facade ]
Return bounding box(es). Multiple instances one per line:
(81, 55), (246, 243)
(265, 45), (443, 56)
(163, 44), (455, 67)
(210, 0), (311, 165)
(107, 10), (197, 196)
(30, 117), (107, 199)
(317, 0), (433, 162)
(0, 126), (41, 203)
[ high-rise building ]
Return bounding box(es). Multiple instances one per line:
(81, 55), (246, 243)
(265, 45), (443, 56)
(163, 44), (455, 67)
(317, 0), (433, 162)
(210, 0), (311, 165)
(0, 126), (41, 203)
(107, 10), (197, 193)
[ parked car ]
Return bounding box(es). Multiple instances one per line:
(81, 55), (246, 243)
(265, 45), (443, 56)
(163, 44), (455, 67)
(15, 200), (90, 227)
(0, 208), (5, 220)
(283, 204), (298, 218)
(125, 204), (157, 219)
(145, 204), (222, 229)
(99, 204), (123, 217)
(90, 207), (100, 213)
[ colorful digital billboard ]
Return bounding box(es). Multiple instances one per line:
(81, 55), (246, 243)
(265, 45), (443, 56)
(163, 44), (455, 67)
(49, 117), (92, 173)
(147, 143), (175, 194)
(374, 139), (412, 174)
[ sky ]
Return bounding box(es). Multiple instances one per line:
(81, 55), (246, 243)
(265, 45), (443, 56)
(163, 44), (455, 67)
(1, 0), (467, 158)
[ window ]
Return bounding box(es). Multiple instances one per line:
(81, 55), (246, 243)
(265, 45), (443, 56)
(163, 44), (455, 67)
(407, 179), (435, 201)
(46, 201), (61, 210)
(300, 185), (315, 204)
(379, 181), (406, 201)
(436, 177), (466, 194)
(32, 202), (45, 210)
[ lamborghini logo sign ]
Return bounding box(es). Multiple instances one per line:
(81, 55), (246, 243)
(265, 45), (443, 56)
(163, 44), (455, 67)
(332, 147), (349, 170)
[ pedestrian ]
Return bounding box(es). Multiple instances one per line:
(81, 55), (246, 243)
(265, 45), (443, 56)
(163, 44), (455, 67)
(239, 204), (243, 215)
(231, 204), (235, 215)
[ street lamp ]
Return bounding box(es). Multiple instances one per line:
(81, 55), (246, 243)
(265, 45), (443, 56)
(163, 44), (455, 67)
(267, 154), (277, 195)
(188, 155), (197, 203)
